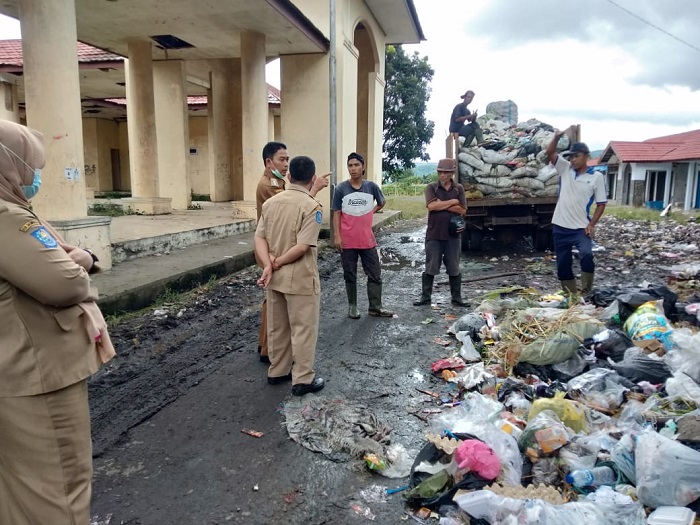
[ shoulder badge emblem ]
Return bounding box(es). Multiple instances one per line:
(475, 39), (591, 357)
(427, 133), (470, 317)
(31, 226), (58, 249)
(315, 210), (323, 224)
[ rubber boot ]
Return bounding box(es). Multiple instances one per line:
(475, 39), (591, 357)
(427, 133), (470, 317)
(345, 282), (360, 319)
(580, 272), (594, 293)
(449, 274), (469, 307)
(560, 279), (578, 295)
(413, 273), (434, 306)
(367, 282), (395, 317)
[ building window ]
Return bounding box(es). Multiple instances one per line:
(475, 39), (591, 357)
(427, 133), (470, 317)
(189, 147), (198, 155)
(646, 170), (666, 201)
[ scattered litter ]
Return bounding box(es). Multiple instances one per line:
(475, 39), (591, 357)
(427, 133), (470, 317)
(238, 428), (265, 440)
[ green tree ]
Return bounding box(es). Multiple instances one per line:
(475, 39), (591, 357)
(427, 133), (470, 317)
(382, 45), (435, 183)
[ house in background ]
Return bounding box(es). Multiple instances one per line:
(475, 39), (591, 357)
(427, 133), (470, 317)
(599, 129), (700, 211)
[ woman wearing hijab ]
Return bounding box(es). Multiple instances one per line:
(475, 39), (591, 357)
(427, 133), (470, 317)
(0, 119), (115, 524)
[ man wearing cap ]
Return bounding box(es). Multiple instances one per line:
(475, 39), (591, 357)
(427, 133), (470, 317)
(449, 90), (484, 147)
(332, 152), (394, 319)
(546, 130), (607, 294)
(413, 158), (468, 307)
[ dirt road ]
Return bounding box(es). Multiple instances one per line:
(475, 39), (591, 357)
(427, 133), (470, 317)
(89, 216), (696, 524)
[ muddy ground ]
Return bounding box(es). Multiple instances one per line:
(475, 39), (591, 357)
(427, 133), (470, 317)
(89, 216), (699, 525)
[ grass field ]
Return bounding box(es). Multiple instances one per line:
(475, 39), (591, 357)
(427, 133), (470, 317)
(384, 194), (699, 224)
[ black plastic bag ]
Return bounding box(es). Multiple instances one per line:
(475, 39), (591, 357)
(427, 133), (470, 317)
(583, 328), (634, 362)
(617, 285), (678, 322)
(610, 348), (672, 384)
(406, 434), (490, 510)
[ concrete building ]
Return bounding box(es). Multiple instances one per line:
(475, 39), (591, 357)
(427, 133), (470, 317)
(599, 130), (700, 211)
(0, 0), (424, 268)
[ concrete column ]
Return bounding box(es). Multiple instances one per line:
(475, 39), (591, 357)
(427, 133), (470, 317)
(208, 58), (241, 202)
(340, 40), (359, 183)
(280, 53), (331, 214)
(19, 0), (112, 267)
(124, 40), (171, 214)
(82, 117), (99, 192)
(240, 31), (267, 203)
(154, 60), (191, 209)
(366, 73), (385, 184)
(19, 0), (87, 220)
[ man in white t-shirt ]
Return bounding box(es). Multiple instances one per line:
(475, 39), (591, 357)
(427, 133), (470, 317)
(546, 131), (607, 294)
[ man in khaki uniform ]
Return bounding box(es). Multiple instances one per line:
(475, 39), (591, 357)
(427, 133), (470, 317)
(0, 119), (115, 524)
(254, 142), (328, 364)
(255, 155), (325, 396)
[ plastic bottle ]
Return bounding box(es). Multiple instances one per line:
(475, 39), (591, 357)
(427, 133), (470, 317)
(565, 466), (616, 487)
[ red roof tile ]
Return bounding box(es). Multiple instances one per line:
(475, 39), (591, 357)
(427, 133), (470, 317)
(603, 131), (700, 163)
(107, 86), (280, 108)
(0, 39), (122, 68)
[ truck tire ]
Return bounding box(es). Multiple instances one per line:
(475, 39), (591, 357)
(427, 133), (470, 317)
(533, 228), (553, 252)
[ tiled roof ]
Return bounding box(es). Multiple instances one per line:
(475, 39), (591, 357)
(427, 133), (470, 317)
(0, 39), (122, 67)
(601, 131), (700, 163)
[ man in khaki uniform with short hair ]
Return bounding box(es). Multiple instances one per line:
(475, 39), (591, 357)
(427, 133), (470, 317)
(254, 141), (328, 364)
(255, 155), (325, 396)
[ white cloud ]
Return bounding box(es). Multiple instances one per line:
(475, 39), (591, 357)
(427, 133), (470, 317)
(407, 0), (700, 160)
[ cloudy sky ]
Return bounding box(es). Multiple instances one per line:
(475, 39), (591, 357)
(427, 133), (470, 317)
(2, 1), (700, 161)
(408, 0), (700, 159)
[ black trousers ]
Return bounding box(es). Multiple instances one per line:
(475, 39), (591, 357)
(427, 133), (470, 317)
(341, 248), (382, 284)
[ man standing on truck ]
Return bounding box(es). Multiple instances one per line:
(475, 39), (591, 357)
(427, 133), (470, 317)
(449, 90), (484, 147)
(413, 158), (468, 307)
(546, 130), (607, 294)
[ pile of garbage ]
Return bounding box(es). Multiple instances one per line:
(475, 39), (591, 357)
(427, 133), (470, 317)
(457, 112), (570, 200)
(361, 284), (700, 524)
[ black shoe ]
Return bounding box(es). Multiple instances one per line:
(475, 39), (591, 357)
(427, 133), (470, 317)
(267, 372), (292, 385)
(451, 298), (470, 307)
(291, 377), (325, 396)
(259, 354), (271, 364)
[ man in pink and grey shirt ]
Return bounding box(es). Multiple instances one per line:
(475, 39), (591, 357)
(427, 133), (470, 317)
(332, 152), (394, 319)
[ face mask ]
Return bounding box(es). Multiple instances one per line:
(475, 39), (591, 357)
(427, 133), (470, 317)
(270, 168), (285, 180)
(21, 169), (42, 200)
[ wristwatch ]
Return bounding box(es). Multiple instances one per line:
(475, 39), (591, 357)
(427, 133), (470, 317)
(83, 248), (99, 273)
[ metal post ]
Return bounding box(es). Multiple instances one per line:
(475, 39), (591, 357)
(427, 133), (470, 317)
(329, 0), (337, 245)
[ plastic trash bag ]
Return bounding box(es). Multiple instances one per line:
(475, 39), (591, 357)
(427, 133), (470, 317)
(667, 329), (700, 383)
(528, 392), (588, 433)
(430, 395), (523, 485)
(519, 410), (571, 458)
(584, 328), (634, 362)
(456, 332), (481, 363)
(517, 322), (604, 366)
(623, 300), (674, 349)
(611, 433), (636, 484)
(665, 373), (700, 404)
(617, 285), (678, 322)
(635, 430), (700, 508)
(455, 485), (646, 525)
(448, 312), (486, 338)
(567, 368), (632, 410)
(552, 347), (596, 381)
(609, 347), (672, 384)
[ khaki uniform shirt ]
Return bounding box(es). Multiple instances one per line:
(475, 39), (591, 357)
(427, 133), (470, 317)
(256, 173), (286, 220)
(0, 202), (101, 397)
(255, 184), (322, 295)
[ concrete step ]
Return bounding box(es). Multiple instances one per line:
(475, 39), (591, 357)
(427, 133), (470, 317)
(111, 219), (256, 264)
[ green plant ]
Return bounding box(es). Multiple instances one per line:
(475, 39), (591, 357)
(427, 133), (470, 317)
(96, 191), (131, 199)
(88, 203), (135, 217)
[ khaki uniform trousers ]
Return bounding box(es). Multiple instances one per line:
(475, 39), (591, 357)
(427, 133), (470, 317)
(267, 289), (320, 385)
(258, 298), (268, 357)
(0, 380), (92, 525)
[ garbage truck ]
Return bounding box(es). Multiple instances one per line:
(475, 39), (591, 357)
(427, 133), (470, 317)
(446, 122), (581, 251)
